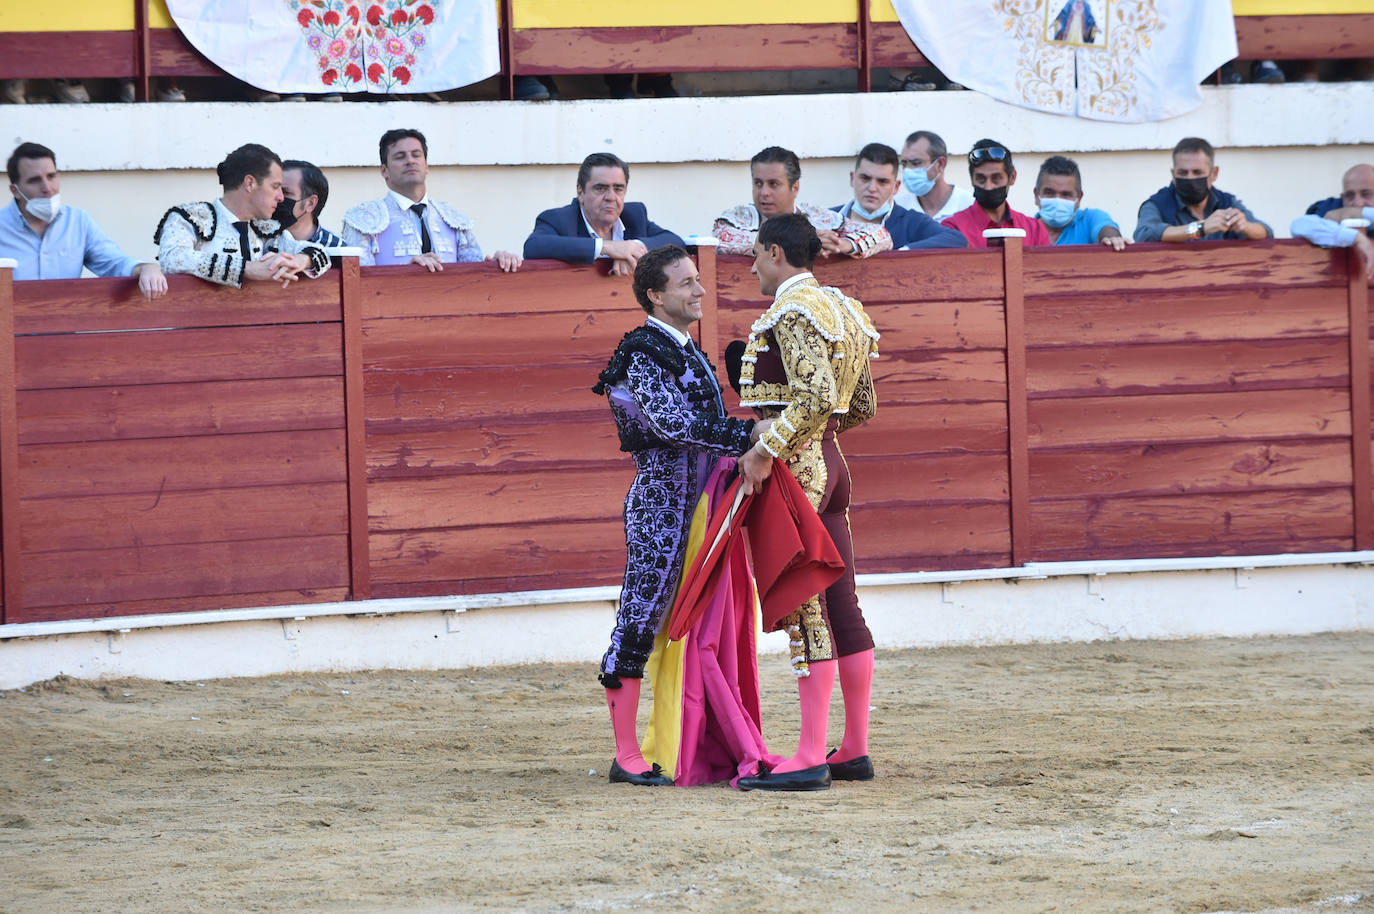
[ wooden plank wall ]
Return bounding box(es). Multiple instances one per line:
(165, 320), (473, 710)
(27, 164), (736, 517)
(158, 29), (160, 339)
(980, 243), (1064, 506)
(0, 239), (1368, 625)
(357, 260), (643, 599)
(1022, 242), (1363, 561)
(2, 274), (353, 623)
(713, 251), (1014, 572)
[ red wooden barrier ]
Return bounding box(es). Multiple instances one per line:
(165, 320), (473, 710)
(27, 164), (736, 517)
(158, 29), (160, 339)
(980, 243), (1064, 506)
(2, 270), (355, 624)
(713, 248), (1014, 573)
(1021, 241), (1365, 561)
(0, 239), (1369, 626)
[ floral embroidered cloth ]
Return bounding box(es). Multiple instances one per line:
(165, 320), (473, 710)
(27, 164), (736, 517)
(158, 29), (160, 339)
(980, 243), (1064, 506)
(165, 0), (498, 94)
(888, 0), (1237, 122)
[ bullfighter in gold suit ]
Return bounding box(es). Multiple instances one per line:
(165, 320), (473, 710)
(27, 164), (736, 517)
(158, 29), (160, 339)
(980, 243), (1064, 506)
(734, 213), (880, 791)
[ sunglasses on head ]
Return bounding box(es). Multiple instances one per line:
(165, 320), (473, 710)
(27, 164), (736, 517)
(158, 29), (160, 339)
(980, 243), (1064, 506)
(968, 146), (1009, 165)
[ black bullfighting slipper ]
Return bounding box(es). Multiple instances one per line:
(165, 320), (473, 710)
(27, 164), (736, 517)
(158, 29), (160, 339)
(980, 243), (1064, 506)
(608, 759), (673, 786)
(736, 762), (831, 792)
(826, 749), (875, 781)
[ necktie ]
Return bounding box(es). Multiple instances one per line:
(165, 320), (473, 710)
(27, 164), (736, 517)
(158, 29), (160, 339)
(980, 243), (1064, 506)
(409, 203), (433, 254)
(232, 220), (253, 261)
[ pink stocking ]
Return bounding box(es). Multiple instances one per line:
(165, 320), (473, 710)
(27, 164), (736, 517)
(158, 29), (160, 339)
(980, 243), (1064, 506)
(831, 648), (874, 764)
(606, 681), (649, 773)
(772, 659), (836, 773)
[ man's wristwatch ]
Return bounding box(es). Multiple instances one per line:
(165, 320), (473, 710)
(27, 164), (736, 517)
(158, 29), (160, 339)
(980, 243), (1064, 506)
(1186, 220), (1205, 240)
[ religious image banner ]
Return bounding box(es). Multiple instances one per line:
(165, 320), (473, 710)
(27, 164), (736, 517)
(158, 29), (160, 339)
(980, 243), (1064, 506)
(888, 0), (1238, 123)
(165, 0), (500, 93)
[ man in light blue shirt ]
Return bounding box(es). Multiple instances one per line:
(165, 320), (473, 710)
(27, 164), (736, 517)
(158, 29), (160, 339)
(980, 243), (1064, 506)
(1291, 163), (1374, 283)
(2, 142), (166, 298)
(1033, 155), (1128, 250)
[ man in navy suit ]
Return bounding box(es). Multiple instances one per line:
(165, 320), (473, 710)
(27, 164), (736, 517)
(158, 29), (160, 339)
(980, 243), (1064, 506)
(523, 152), (684, 276)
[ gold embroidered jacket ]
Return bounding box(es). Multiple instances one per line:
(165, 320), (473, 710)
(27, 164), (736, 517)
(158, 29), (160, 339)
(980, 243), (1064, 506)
(738, 276), (879, 461)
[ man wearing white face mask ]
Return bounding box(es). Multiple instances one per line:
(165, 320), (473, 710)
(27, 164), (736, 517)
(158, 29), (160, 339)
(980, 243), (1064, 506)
(832, 143), (965, 251)
(1033, 156), (1127, 251)
(2, 142), (167, 299)
(892, 130), (975, 224)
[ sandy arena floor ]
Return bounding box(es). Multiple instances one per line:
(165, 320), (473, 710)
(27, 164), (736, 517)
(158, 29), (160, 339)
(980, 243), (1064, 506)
(1, 631), (1371, 913)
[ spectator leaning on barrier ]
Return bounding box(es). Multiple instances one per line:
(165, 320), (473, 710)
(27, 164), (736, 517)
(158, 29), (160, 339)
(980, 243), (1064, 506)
(892, 130), (975, 224)
(279, 159), (342, 248)
(522, 152), (684, 277)
(341, 128), (521, 273)
(1, 142), (167, 299)
(155, 143), (330, 289)
(1033, 155), (1127, 251)
(713, 146), (891, 259)
(832, 142), (966, 251)
(1302, 163), (1374, 226)
(1291, 163), (1374, 283)
(943, 139), (1051, 248)
(1133, 137), (1272, 243)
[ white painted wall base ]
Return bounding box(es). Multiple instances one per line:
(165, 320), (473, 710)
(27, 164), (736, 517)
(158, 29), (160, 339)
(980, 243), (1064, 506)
(2, 555), (1369, 689)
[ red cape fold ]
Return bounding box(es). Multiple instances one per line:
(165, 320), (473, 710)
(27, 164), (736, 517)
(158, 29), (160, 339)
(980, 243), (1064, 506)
(666, 462), (845, 642)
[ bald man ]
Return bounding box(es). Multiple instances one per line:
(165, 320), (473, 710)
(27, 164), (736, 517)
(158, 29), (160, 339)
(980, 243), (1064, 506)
(1291, 163), (1374, 282)
(1305, 163), (1374, 225)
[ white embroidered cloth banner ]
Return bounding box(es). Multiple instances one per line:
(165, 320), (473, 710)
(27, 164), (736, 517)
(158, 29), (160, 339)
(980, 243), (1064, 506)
(165, 0), (499, 94)
(888, 0), (1238, 122)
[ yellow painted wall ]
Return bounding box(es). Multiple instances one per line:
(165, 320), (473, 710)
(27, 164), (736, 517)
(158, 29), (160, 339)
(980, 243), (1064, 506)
(1230, 1), (1374, 12)
(2, 0), (1369, 33)
(0, 0), (174, 31)
(513, 0), (1374, 29)
(511, 1), (857, 29)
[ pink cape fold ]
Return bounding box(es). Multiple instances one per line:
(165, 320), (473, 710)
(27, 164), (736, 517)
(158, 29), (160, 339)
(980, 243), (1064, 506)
(668, 459), (780, 787)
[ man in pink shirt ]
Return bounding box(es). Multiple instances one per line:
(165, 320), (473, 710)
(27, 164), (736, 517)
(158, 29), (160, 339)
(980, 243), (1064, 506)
(944, 139), (1050, 248)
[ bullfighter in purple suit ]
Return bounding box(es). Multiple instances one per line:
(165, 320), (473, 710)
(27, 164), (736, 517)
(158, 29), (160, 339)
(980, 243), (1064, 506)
(592, 245), (762, 786)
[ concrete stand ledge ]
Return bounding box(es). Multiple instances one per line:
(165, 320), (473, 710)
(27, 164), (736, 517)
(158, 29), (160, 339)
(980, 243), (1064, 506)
(2, 553), (1369, 690)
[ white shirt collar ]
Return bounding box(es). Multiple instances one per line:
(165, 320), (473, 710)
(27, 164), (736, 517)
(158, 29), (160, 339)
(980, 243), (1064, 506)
(216, 197), (252, 224)
(390, 189), (431, 211)
(580, 206), (624, 242)
(774, 271), (814, 301)
(645, 316), (691, 347)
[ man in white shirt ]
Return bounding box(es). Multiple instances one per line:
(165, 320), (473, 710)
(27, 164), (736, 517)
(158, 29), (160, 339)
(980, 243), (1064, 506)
(892, 130), (975, 224)
(341, 128), (520, 272)
(155, 143), (329, 288)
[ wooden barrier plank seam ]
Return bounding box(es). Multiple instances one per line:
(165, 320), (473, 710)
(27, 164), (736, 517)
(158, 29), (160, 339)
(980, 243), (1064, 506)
(370, 517), (626, 535)
(341, 256), (372, 601)
(0, 267), (17, 623)
(1028, 482), (1355, 503)
(1347, 247), (1373, 550)
(1029, 433), (1355, 455)
(1002, 237), (1031, 567)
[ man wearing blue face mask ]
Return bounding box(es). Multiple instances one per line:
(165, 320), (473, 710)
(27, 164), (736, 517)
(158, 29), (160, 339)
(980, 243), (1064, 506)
(1133, 137), (1271, 243)
(892, 131), (974, 224)
(833, 143), (966, 251)
(2, 141), (167, 299)
(1033, 156), (1127, 251)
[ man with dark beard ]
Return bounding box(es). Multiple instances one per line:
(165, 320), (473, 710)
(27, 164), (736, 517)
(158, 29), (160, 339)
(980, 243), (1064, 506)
(1133, 137), (1272, 243)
